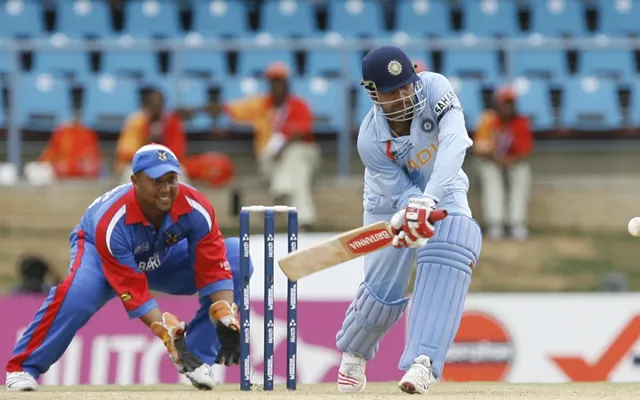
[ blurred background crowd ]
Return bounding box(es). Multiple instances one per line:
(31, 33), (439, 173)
(1, 0), (639, 295)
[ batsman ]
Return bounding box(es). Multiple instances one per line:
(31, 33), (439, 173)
(5, 144), (254, 392)
(335, 45), (482, 394)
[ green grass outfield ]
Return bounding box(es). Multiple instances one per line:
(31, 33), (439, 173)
(4, 382), (640, 400)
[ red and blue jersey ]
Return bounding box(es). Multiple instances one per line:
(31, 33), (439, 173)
(73, 183), (233, 319)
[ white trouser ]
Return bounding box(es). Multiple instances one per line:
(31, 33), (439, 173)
(477, 158), (531, 227)
(258, 141), (320, 226)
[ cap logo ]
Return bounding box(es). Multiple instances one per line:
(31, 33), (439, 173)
(157, 151), (168, 161)
(387, 60), (403, 76)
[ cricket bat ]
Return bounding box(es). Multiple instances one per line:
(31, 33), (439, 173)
(278, 210), (447, 281)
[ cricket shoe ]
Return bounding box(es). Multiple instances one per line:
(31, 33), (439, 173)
(184, 364), (216, 390)
(6, 371), (38, 392)
(337, 352), (367, 393)
(398, 355), (432, 395)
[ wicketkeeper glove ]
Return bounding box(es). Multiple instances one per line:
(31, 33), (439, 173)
(209, 300), (241, 366)
(150, 312), (203, 373)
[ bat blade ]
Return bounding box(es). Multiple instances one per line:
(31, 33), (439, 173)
(278, 221), (393, 281)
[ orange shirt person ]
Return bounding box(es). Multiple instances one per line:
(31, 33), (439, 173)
(212, 62), (320, 228)
(221, 62), (315, 158)
(39, 113), (103, 178)
(474, 87), (534, 164)
(474, 86), (534, 241)
(116, 89), (186, 174)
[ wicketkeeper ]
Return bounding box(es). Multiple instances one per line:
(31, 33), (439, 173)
(5, 144), (254, 392)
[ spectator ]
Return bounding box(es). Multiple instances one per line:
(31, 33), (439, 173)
(115, 88), (188, 184)
(474, 86), (534, 241)
(211, 62), (320, 229)
(38, 103), (102, 179)
(12, 255), (60, 295)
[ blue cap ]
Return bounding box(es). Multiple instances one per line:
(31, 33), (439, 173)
(361, 45), (420, 93)
(131, 144), (182, 179)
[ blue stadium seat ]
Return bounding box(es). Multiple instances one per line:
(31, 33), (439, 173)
(84, 75), (139, 126)
(598, 0), (640, 37)
(0, 50), (11, 73)
(236, 50), (297, 77)
(395, 0), (451, 37)
(512, 50), (567, 81)
(513, 79), (554, 130)
(354, 85), (373, 124)
(578, 50), (635, 80)
(530, 0), (587, 37)
(326, 0), (384, 38)
(306, 50), (363, 82)
(454, 79), (483, 128)
(0, 0), (43, 38)
(123, 0), (180, 38)
(291, 77), (346, 132)
(33, 51), (92, 77)
(179, 50), (227, 78)
(561, 76), (621, 129)
(18, 73), (71, 128)
(442, 50), (500, 81)
(461, 0), (520, 37)
(192, 0), (250, 38)
(56, 0), (113, 38)
(221, 76), (267, 102)
(174, 77), (212, 130)
(260, 0), (318, 37)
(101, 51), (159, 76)
(629, 80), (640, 125)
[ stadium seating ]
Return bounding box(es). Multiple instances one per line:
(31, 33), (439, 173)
(513, 78), (555, 130)
(561, 76), (622, 130)
(83, 74), (138, 127)
(459, 0), (521, 37)
(192, 1), (250, 38)
(56, 0), (113, 39)
(597, 0), (640, 37)
(395, 0), (452, 38)
(18, 73), (72, 128)
(259, 0), (319, 38)
(0, 0), (636, 134)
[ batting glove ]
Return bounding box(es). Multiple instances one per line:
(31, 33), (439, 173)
(209, 300), (241, 366)
(389, 198), (448, 248)
(150, 312), (204, 373)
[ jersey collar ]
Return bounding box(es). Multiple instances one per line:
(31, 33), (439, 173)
(125, 185), (193, 226)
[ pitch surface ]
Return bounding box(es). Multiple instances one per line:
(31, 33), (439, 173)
(3, 382), (639, 400)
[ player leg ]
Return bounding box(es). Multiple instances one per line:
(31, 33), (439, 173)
(5, 233), (115, 391)
(398, 192), (483, 394)
(335, 211), (416, 393)
(184, 237), (254, 389)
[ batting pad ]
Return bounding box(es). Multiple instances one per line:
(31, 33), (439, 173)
(399, 214), (482, 377)
(336, 282), (408, 360)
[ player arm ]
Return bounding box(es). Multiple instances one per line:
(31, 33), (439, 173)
(359, 136), (422, 211)
(95, 223), (158, 320)
(186, 195), (234, 303)
(222, 96), (262, 124)
(423, 74), (474, 202)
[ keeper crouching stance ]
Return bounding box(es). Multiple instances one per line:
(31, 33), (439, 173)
(5, 144), (254, 391)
